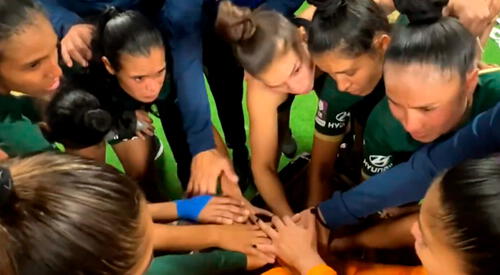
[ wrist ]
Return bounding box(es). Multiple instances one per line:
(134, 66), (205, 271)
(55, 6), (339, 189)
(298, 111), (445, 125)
(312, 207), (328, 229)
(175, 196), (212, 221)
(207, 225), (222, 248)
(296, 253), (325, 275)
(148, 202), (178, 221)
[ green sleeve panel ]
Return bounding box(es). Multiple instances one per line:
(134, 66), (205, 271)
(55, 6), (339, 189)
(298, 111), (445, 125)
(314, 76), (364, 136)
(362, 98), (421, 176)
(0, 95), (52, 157)
(147, 250), (246, 275)
(0, 115), (52, 157)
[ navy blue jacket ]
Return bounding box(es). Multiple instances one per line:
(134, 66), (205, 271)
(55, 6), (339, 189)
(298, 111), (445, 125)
(318, 102), (500, 229)
(38, 0), (303, 155)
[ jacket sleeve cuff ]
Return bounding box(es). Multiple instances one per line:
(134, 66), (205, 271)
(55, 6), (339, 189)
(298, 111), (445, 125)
(318, 191), (360, 229)
(188, 124), (216, 156)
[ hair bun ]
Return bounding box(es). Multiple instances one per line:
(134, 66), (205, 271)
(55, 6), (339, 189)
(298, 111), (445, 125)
(101, 6), (122, 23)
(216, 1), (256, 43)
(308, 0), (345, 16)
(394, 0), (449, 25)
(83, 109), (113, 133)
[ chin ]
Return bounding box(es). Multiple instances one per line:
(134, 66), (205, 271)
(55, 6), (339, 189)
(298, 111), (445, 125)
(412, 134), (438, 144)
(141, 98), (157, 104)
(138, 94), (160, 103)
(296, 89), (311, 95)
(298, 82), (314, 95)
(349, 87), (372, 96)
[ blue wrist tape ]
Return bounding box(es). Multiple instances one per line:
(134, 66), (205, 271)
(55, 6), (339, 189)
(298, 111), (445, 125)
(176, 195), (213, 221)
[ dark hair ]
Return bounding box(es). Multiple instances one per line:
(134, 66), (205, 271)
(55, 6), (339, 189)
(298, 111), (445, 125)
(385, 0), (476, 79)
(0, 153), (145, 274)
(91, 8), (164, 71)
(215, 1), (305, 76)
(0, 0), (45, 59)
(45, 83), (113, 149)
(438, 154), (500, 275)
(308, 0), (390, 57)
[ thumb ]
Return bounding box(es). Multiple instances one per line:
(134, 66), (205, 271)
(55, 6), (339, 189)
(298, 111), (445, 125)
(221, 161), (239, 183)
(304, 210), (316, 231)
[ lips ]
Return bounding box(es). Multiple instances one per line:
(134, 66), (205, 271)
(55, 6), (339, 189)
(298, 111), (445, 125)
(48, 78), (60, 91)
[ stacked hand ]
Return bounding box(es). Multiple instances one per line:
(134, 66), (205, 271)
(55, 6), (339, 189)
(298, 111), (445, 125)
(61, 24), (95, 67)
(256, 211), (326, 275)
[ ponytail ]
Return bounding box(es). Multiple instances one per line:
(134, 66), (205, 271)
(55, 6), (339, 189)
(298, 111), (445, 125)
(385, 0), (476, 79)
(215, 1), (304, 76)
(90, 7), (164, 71)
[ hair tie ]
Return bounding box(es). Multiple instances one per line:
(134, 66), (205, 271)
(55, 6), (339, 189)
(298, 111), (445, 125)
(0, 167), (13, 208)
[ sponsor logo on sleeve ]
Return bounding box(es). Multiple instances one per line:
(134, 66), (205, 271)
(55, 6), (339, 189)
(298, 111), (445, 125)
(326, 111), (350, 129)
(315, 100), (328, 127)
(363, 155), (393, 175)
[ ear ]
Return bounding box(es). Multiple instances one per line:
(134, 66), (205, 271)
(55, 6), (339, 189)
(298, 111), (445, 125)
(298, 26), (308, 43)
(101, 56), (116, 75)
(464, 68), (479, 101)
(373, 33), (391, 54)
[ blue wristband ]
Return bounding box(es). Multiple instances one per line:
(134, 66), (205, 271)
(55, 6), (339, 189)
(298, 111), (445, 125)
(176, 195), (213, 221)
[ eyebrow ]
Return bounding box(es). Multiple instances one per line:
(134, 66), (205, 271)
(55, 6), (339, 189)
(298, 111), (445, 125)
(333, 68), (355, 75)
(131, 66), (166, 79)
(387, 96), (437, 110)
(23, 41), (58, 67)
(387, 97), (400, 106)
(23, 54), (48, 68)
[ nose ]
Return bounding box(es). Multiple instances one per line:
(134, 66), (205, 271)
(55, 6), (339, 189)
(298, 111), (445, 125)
(145, 79), (161, 94)
(336, 76), (351, 92)
(47, 55), (62, 80)
(402, 110), (423, 135)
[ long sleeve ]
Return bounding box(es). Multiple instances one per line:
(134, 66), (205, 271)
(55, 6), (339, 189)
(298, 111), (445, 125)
(160, 0), (215, 156)
(319, 102), (500, 229)
(147, 250), (246, 275)
(38, 0), (82, 37)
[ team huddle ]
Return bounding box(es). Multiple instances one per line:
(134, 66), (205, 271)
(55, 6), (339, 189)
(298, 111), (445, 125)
(1, 0), (500, 274)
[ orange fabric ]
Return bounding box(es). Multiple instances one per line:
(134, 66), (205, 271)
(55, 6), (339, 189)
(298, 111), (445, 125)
(306, 264), (337, 275)
(346, 262), (427, 275)
(262, 267), (292, 275)
(262, 263), (426, 275)
(261, 265), (336, 275)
